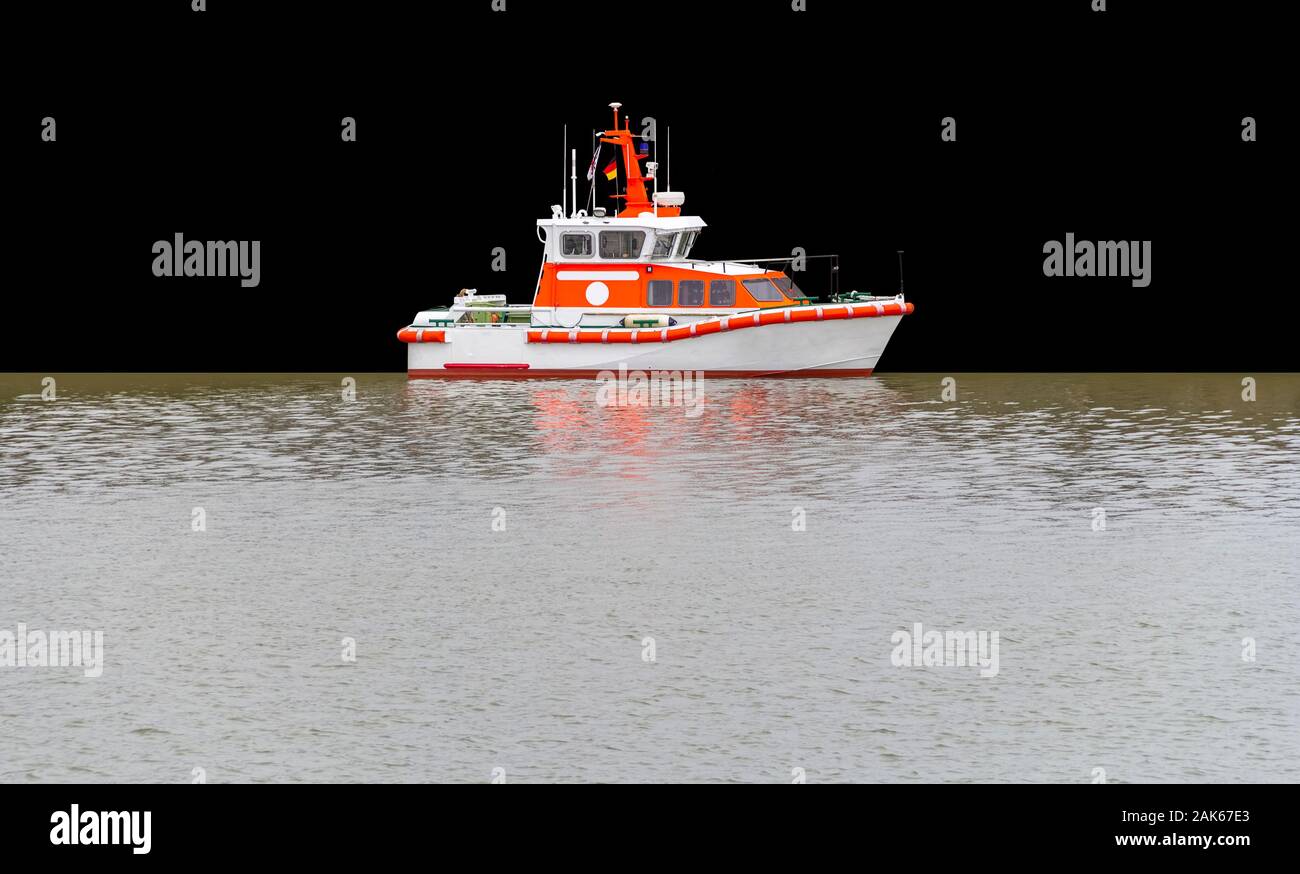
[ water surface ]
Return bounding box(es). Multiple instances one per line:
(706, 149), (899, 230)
(1, 372), (1297, 782)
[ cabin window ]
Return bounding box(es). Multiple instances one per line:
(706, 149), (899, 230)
(647, 280), (674, 307)
(561, 233), (593, 258)
(679, 280), (705, 306)
(678, 230), (698, 258)
(743, 278), (785, 302)
(600, 230), (647, 259)
(651, 232), (678, 259)
(709, 279), (736, 307)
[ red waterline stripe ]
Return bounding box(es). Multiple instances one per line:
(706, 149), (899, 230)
(409, 368), (874, 380)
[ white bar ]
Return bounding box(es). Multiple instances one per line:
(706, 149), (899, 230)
(556, 270), (640, 281)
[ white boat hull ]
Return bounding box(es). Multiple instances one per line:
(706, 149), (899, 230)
(406, 305), (908, 378)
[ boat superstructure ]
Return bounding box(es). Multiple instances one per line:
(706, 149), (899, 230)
(398, 103), (913, 377)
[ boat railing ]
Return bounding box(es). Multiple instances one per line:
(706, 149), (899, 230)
(445, 303), (534, 326)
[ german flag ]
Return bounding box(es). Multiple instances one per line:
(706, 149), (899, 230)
(602, 160), (618, 181)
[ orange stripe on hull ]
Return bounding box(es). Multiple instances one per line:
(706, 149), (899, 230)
(517, 301), (913, 345)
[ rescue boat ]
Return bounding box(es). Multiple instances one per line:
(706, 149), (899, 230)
(398, 103), (913, 378)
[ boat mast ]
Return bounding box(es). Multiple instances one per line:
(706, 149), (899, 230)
(651, 123), (658, 217)
(599, 102), (672, 218)
(610, 102), (622, 209)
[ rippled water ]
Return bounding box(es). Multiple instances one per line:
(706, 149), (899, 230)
(1, 372), (1297, 783)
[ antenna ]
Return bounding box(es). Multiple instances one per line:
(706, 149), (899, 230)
(668, 126), (671, 192)
(562, 125), (567, 218)
(570, 149), (577, 220)
(651, 124), (658, 210)
(897, 250), (905, 295)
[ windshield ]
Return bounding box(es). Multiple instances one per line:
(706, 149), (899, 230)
(678, 230), (699, 258)
(649, 229), (700, 260)
(651, 232), (678, 259)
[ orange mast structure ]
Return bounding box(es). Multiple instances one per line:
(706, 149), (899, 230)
(601, 103), (680, 218)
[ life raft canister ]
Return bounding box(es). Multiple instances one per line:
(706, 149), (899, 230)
(620, 314), (674, 329)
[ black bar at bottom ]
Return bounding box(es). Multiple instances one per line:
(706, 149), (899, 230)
(2, 784), (1290, 860)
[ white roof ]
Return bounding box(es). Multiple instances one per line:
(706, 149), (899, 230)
(537, 214), (706, 232)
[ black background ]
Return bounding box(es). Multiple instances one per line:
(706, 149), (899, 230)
(1, 782), (1288, 859)
(6, 1), (1292, 372)
(1, 2), (1296, 851)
